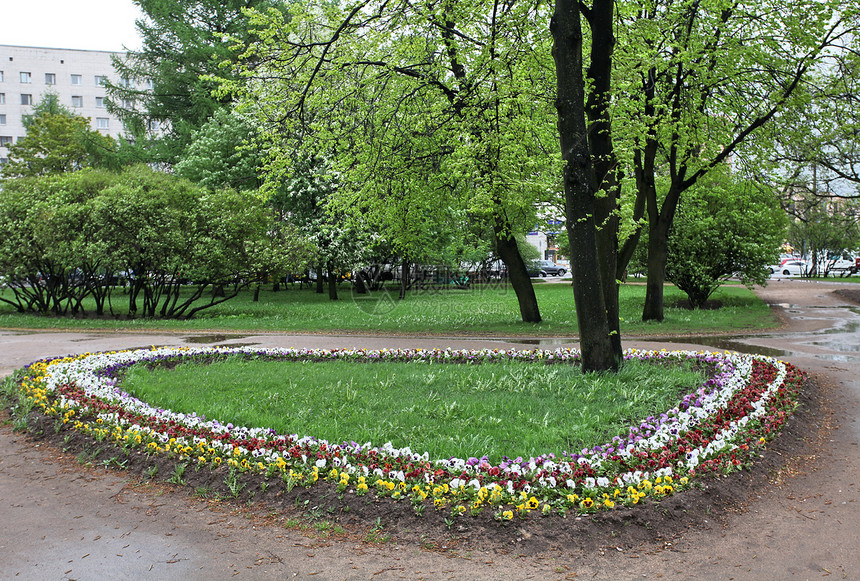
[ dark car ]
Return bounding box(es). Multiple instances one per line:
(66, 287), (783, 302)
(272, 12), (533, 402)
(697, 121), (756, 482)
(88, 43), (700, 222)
(529, 260), (567, 276)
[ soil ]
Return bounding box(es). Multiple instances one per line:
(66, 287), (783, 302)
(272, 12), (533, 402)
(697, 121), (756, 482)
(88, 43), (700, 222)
(1, 279), (858, 580)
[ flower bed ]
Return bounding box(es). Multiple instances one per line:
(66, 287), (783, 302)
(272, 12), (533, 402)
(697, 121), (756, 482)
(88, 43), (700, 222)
(11, 347), (804, 521)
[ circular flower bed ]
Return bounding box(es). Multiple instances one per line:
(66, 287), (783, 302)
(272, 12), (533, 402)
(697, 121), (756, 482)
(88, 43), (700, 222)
(11, 347), (804, 521)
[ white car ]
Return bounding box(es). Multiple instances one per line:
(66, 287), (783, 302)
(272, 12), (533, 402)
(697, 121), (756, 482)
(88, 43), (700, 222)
(768, 259), (806, 277)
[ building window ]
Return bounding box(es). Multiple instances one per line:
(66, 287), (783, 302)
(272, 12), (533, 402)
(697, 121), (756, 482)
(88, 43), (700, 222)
(0, 114), (5, 125)
(71, 95), (83, 108)
(21, 93), (32, 105)
(95, 96), (105, 108)
(0, 136), (13, 147)
(71, 74), (82, 85)
(95, 75), (107, 86)
(145, 79), (154, 90)
(0, 70), (4, 82)
(0, 93), (5, 104)
(45, 73), (56, 85)
(122, 99), (134, 109)
(96, 117), (109, 130)
(20, 71), (31, 83)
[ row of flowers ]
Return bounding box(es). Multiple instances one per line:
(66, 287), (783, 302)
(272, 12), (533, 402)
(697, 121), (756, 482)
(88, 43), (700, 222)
(12, 346), (804, 520)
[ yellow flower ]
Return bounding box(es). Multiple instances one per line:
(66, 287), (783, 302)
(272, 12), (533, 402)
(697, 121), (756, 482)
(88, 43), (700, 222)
(502, 510), (514, 520)
(603, 498), (615, 509)
(526, 496), (540, 510)
(580, 497), (594, 509)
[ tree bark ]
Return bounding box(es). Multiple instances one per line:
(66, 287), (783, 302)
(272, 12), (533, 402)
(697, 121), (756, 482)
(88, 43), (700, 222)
(327, 260), (338, 300)
(551, 0), (618, 372)
(493, 220), (542, 324)
(642, 184), (682, 321)
(399, 259), (410, 301)
(585, 0), (623, 362)
(315, 263), (325, 294)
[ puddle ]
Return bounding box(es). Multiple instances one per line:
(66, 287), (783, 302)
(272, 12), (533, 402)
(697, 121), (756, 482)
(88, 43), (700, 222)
(183, 334), (249, 344)
(503, 338), (577, 347)
(808, 339), (860, 353)
(657, 336), (791, 358)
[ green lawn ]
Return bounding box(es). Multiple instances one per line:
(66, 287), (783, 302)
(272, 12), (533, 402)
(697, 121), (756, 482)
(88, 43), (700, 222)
(120, 355), (706, 463)
(0, 282), (779, 336)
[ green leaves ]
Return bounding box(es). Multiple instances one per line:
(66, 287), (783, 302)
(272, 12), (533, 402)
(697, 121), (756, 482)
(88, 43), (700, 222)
(666, 166), (787, 307)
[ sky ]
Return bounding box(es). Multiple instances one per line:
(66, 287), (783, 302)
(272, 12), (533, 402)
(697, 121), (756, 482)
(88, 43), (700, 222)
(0, 0), (144, 52)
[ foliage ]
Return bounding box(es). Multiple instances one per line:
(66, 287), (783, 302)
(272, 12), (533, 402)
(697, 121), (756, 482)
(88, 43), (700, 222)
(221, 0), (559, 319)
(1, 94), (116, 179)
(607, 0), (854, 322)
(0, 166), (311, 318)
(106, 0), (285, 166)
(785, 192), (860, 275)
(174, 107), (263, 191)
(666, 170), (787, 308)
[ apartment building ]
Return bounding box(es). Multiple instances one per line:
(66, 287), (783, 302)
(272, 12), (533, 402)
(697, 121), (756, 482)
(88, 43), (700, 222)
(0, 44), (135, 163)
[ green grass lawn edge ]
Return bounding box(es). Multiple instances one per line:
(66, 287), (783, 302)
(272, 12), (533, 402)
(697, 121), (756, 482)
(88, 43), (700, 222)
(0, 282), (783, 337)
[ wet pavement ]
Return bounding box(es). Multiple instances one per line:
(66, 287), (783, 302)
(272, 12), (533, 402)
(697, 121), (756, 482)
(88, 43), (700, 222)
(1, 279), (859, 579)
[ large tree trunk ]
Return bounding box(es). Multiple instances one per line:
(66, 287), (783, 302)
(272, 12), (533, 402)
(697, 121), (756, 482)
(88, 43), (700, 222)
(493, 221), (541, 324)
(586, 0), (623, 362)
(552, 0), (618, 372)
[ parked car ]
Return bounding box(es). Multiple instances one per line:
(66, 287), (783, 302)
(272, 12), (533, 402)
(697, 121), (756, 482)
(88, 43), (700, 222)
(768, 259), (806, 276)
(535, 260), (567, 277)
(820, 253), (856, 276)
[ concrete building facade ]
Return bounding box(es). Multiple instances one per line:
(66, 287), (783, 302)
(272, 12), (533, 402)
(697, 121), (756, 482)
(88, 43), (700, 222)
(0, 44), (130, 163)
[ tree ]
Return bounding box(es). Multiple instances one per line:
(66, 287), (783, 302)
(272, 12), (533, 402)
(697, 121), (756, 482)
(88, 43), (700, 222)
(551, 0), (619, 371)
(174, 107), (263, 191)
(1, 94), (116, 179)
(222, 0), (560, 323)
(609, 0), (852, 322)
(666, 169), (787, 308)
(785, 191), (860, 276)
(0, 166), (306, 318)
(107, 0), (285, 166)
(270, 155), (375, 301)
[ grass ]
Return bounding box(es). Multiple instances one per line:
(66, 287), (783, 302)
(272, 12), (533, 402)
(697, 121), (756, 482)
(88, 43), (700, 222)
(119, 355), (706, 464)
(0, 281), (780, 336)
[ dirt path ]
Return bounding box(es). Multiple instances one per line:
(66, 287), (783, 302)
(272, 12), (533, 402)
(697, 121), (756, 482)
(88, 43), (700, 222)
(1, 280), (858, 580)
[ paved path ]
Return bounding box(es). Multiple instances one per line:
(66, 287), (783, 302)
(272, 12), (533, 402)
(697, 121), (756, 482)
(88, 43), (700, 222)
(1, 280), (858, 580)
